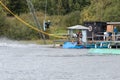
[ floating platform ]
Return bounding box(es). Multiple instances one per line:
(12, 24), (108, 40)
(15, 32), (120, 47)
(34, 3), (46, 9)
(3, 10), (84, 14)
(88, 49), (120, 55)
(62, 41), (120, 49)
(62, 41), (109, 49)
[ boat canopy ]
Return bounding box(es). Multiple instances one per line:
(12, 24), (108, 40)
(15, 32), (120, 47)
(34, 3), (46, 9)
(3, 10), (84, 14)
(68, 25), (89, 30)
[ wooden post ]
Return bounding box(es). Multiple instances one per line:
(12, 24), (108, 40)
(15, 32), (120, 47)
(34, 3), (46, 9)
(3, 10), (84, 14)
(92, 32), (94, 42)
(112, 32), (115, 41)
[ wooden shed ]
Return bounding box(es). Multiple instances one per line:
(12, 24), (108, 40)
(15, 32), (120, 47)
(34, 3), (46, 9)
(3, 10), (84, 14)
(107, 22), (120, 32)
(107, 22), (120, 40)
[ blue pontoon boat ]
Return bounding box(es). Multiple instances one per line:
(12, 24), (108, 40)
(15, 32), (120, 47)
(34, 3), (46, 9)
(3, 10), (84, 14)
(62, 41), (110, 49)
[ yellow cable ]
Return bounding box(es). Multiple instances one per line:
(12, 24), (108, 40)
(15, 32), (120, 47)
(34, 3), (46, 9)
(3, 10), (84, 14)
(0, 1), (67, 39)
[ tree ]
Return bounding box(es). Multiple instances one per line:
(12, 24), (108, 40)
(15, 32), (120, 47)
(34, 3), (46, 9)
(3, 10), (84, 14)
(0, 8), (7, 36)
(80, 0), (120, 22)
(31, 0), (90, 15)
(7, 0), (28, 15)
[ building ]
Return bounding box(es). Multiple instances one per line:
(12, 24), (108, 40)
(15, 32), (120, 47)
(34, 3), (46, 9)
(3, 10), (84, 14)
(84, 21), (107, 40)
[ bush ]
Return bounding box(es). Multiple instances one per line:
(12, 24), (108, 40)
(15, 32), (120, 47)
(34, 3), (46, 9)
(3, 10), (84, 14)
(0, 9), (7, 36)
(63, 11), (81, 27)
(4, 17), (40, 40)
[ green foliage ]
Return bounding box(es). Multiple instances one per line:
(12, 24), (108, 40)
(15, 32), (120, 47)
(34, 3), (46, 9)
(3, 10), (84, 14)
(5, 18), (40, 40)
(63, 11), (81, 27)
(0, 11), (5, 27)
(32, 0), (90, 15)
(0, 8), (7, 36)
(80, 0), (120, 22)
(7, 0), (28, 15)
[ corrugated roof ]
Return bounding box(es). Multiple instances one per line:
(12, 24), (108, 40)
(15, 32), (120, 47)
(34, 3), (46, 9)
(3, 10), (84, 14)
(107, 22), (120, 25)
(68, 25), (89, 30)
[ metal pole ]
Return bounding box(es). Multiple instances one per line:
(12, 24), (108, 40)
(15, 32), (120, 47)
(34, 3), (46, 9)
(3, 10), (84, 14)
(45, 0), (47, 21)
(26, 0), (46, 44)
(43, 0), (47, 31)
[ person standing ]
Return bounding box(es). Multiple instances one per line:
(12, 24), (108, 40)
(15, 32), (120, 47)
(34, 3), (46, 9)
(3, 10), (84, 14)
(104, 32), (109, 41)
(114, 27), (118, 35)
(113, 27), (118, 40)
(77, 31), (82, 45)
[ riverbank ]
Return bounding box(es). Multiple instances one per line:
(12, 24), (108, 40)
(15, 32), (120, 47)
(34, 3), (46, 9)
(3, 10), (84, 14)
(18, 40), (53, 44)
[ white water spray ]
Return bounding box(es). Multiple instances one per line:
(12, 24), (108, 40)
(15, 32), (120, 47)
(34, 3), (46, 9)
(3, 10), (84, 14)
(0, 37), (40, 48)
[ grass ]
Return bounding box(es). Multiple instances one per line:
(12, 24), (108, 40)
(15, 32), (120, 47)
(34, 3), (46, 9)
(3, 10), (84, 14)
(19, 39), (54, 44)
(19, 39), (67, 46)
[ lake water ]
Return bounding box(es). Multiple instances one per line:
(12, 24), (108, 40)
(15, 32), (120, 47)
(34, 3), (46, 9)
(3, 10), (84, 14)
(0, 38), (120, 80)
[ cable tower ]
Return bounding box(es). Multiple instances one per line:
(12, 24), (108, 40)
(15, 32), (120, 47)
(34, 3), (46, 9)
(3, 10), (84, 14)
(26, 0), (46, 44)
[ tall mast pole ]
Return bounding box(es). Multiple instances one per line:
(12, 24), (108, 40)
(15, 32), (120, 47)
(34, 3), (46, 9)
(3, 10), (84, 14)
(43, 0), (47, 31)
(26, 0), (46, 44)
(45, 0), (47, 20)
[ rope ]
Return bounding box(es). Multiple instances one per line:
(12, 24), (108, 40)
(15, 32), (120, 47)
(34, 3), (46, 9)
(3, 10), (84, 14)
(0, 1), (67, 39)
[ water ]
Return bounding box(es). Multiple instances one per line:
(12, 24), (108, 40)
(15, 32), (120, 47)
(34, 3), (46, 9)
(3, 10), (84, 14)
(0, 38), (120, 80)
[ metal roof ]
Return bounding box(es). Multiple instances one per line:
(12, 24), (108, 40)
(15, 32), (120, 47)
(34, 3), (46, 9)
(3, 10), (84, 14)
(107, 22), (120, 25)
(68, 25), (89, 30)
